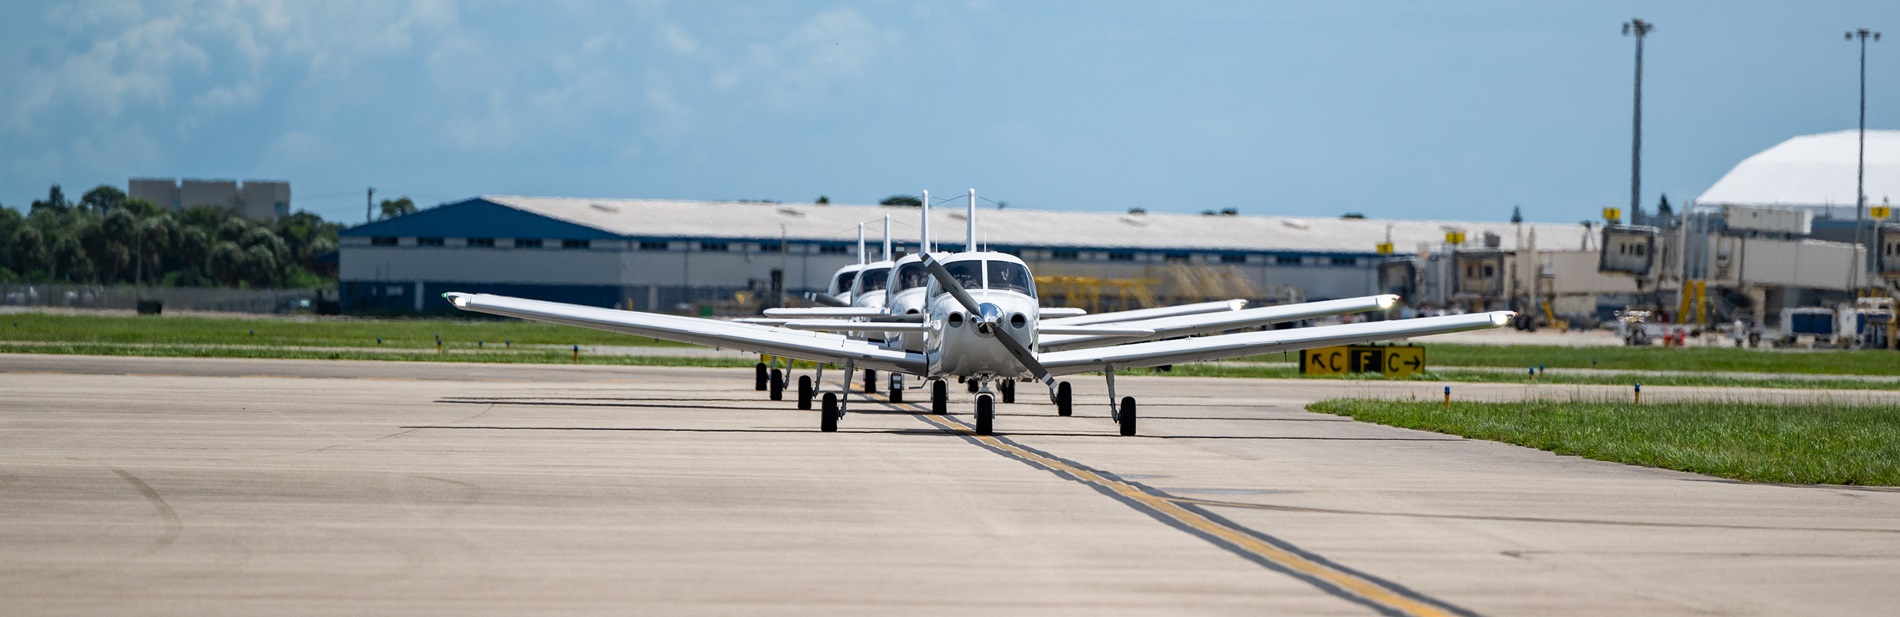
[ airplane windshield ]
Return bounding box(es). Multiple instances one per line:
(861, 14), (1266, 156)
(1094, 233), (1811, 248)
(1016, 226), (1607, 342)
(892, 263), (929, 291)
(986, 261), (1037, 297)
(857, 267), (891, 293)
(831, 271), (858, 294)
(942, 260), (984, 291)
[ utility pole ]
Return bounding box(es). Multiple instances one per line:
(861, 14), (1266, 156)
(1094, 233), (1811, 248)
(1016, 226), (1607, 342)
(1623, 19), (1654, 219)
(366, 187), (375, 224)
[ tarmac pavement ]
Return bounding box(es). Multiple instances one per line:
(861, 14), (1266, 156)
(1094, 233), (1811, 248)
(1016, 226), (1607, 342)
(1, 354), (1895, 615)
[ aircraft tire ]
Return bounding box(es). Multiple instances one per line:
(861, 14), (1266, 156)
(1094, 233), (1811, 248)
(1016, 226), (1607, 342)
(966, 379), (979, 393)
(821, 392), (839, 432)
(889, 374), (904, 403)
(931, 380), (948, 415)
(1119, 397), (1138, 436)
(797, 375), (814, 410)
(1056, 382), (1072, 417)
(754, 363), (768, 391)
(769, 370), (785, 401)
(1000, 379), (1016, 404)
(975, 394), (994, 436)
(865, 369), (878, 393)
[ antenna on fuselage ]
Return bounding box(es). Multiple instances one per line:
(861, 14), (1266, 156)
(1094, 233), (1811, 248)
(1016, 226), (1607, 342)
(920, 189), (932, 253)
(857, 223), (866, 265)
(882, 214), (892, 260)
(966, 188), (977, 252)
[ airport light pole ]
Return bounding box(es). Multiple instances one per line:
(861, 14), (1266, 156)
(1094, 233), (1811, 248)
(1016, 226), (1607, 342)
(1623, 19), (1654, 221)
(1848, 28), (1882, 223)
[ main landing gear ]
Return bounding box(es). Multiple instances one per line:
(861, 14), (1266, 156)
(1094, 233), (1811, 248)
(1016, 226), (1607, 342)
(816, 360), (854, 433)
(1047, 373), (1136, 436)
(797, 375), (814, 410)
(755, 362), (769, 391)
(768, 368), (785, 401)
(975, 389), (996, 436)
(888, 373), (905, 403)
(864, 369), (878, 394)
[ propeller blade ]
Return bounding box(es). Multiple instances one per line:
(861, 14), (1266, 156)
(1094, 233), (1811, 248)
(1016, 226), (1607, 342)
(991, 322), (1056, 386)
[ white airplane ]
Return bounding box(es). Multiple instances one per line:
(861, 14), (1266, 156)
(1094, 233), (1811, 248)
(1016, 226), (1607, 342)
(445, 190), (1514, 437)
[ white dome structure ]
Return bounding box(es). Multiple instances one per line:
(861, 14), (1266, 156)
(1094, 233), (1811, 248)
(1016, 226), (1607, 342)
(1697, 130), (1900, 216)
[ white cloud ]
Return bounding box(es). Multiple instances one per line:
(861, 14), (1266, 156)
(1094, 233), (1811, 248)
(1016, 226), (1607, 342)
(193, 84), (259, 111)
(662, 24), (698, 55)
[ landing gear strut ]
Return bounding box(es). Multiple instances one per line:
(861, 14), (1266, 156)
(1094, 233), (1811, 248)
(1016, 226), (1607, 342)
(1106, 366), (1137, 436)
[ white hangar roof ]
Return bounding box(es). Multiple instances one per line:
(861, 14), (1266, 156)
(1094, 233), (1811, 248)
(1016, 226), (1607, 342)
(473, 195), (1590, 255)
(1697, 130), (1900, 208)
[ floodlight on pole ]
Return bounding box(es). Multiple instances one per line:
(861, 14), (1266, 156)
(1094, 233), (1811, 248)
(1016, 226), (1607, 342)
(1623, 19), (1654, 220)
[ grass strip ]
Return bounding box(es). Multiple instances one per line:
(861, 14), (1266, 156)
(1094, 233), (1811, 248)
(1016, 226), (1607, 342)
(0, 312), (692, 349)
(0, 342), (752, 368)
(1308, 398), (1900, 486)
(1241, 343), (1900, 377)
(1161, 363), (1900, 391)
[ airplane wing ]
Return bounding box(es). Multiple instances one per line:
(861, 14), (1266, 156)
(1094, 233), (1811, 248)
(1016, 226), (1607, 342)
(1037, 311), (1511, 375)
(1038, 307), (1088, 318)
(1041, 299), (1246, 326)
(444, 293), (925, 374)
(763, 307), (888, 318)
(1038, 294), (1398, 351)
(779, 320), (933, 332)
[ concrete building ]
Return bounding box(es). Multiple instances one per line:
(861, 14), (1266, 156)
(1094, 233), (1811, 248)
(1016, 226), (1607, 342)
(127, 178), (291, 220)
(337, 195), (1576, 314)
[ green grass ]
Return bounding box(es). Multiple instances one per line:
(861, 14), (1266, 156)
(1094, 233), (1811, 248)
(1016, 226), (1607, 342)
(1243, 343), (1900, 377)
(1160, 363), (1900, 391)
(1308, 398), (1900, 485)
(0, 341), (751, 367)
(0, 312), (693, 349)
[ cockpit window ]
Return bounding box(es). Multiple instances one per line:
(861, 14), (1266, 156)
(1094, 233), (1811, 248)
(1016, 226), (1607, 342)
(986, 261), (1037, 297)
(893, 262), (929, 291)
(856, 267), (891, 293)
(942, 260), (984, 291)
(831, 271), (858, 294)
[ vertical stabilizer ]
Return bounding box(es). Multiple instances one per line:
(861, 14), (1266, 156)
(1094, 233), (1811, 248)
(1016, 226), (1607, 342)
(966, 188), (977, 252)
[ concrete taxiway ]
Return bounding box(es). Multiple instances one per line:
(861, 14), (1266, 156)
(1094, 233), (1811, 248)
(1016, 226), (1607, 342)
(1, 354), (1896, 615)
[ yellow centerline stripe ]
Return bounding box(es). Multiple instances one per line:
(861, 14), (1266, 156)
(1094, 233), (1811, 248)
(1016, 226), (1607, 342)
(901, 405), (1458, 617)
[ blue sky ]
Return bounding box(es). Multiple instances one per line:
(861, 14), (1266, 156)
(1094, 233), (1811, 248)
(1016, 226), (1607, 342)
(2, 1), (1895, 225)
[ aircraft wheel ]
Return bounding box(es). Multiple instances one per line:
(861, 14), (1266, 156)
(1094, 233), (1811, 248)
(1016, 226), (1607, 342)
(1000, 379), (1016, 404)
(754, 363), (768, 391)
(1119, 397), (1138, 436)
(889, 374), (904, 403)
(821, 392), (839, 432)
(966, 379), (979, 393)
(1055, 381), (1073, 417)
(769, 369), (785, 401)
(797, 375), (814, 410)
(865, 369), (878, 393)
(975, 394), (995, 436)
(931, 379), (948, 415)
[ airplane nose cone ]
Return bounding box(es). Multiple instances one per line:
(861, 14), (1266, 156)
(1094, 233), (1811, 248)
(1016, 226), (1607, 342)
(978, 303), (1002, 325)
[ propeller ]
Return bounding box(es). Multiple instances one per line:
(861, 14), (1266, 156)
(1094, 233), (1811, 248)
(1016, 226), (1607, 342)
(921, 253), (1057, 387)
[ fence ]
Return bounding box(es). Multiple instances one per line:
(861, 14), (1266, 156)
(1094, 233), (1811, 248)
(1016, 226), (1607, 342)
(0, 284), (333, 314)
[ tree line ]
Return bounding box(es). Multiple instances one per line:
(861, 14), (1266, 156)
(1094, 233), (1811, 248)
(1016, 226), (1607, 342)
(0, 185), (341, 288)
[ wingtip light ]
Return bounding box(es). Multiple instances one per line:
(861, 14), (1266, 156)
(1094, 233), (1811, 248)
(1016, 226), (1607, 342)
(1491, 311), (1516, 326)
(1376, 294), (1399, 309)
